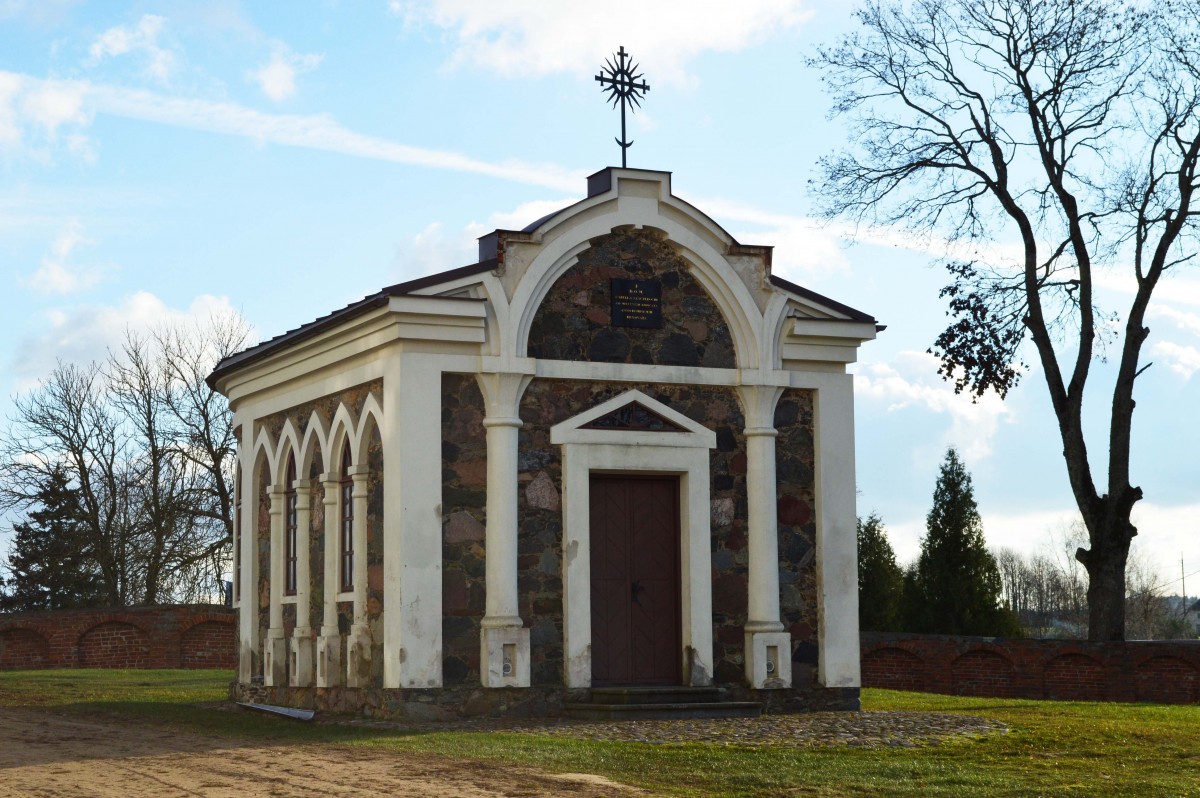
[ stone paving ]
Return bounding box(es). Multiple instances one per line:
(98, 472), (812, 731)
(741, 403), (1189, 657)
(338, 711), (1008, 749)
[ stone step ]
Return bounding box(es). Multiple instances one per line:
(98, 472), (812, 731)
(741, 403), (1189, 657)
(587, 686), (726, 705)
(563, 700), (763, 721)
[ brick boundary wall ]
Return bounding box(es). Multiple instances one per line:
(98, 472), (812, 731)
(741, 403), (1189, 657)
(862, 632), (1200, 704)
(0, 605), (235, 670)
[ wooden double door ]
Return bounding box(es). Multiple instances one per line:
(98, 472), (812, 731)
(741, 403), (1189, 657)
(589, 475), (682, 686)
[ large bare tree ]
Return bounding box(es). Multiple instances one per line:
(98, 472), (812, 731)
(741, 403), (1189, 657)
(0, 313), (251, 606)
(812, 0), (1200, 639)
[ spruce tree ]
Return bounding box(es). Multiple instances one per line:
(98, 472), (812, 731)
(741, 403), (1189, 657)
(0, 465), (105, 612)
(857, 513), (905, 632)
(910, 448), (1016, 636)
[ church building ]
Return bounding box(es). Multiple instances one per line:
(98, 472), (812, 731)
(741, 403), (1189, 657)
(209, 167), (880, 717)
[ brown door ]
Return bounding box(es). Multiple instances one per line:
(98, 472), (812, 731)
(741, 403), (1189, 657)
(589, 475), (681, 686)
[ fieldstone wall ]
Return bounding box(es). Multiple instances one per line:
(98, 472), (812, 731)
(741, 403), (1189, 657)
(440, 374), (818, 688)
(0, 605), (235, 670)
(862, 632), (1200, 704)
(526, 228), (737, 368)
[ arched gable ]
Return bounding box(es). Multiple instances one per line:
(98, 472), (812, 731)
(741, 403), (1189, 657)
(508, 207), (765, 371)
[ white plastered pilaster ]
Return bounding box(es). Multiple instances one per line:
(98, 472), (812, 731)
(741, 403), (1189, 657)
(812, 373), (861, 688)
(382, 353), (443, 688)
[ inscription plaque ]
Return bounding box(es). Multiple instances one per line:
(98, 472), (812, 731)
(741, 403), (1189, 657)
(610, 278), (662, 329)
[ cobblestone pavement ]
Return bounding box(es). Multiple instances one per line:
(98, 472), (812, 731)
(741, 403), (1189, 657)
(342, 711), (1008, 749)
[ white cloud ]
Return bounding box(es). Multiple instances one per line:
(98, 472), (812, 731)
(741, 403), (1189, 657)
(87, 14), (177, 84)
(391, 0), (814, 86)
(1149, 304), (1200, 337)
(249, 46), (323, 102)
(1150, 340), (1200, 379)
(13, 292), (239, 390)
(0, 72), (92, 157)
(0, 70), (585, 189)
(857, 349), (1013, 461)
(23, 220), (101, 294)
(394, 198), (580, 278)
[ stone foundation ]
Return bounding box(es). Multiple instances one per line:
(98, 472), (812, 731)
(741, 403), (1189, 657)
(230, 681), (859, 720)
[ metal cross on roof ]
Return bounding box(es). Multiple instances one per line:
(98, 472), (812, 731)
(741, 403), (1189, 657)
(595, 46), (650, 168)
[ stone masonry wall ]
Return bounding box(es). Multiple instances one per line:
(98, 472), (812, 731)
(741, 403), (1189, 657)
(862, 632), (1200, 704)
(0, 605), (235, 670)
(440, 374), (818, 688)
(526, 228), (737, 368)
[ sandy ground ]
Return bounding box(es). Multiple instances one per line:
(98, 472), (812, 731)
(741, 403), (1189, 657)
(0, 707), (644, 797)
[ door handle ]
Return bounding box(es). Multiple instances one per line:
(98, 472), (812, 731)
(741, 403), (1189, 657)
(631, 580), (644, 606)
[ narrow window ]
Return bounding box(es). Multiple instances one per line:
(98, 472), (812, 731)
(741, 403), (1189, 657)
(285, 454), (298, 596)
(233, 465), (242, 603)
(339, 444), (354, 592)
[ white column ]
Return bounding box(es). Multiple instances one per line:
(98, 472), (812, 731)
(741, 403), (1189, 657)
(814, 374), (861, 688)
(476, 372), (533, 688)
(382, 353), (443, 688)
(264, 485), (287, 686)
(346, 466), (372, 688)
(736, 384), (792, 689)
(289, 479), (315, 686)
(236, 423), (257, 684)
(316, 474), (342, 688)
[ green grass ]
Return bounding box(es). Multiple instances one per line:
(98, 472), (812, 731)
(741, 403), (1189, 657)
(1, 670), (1198, 796)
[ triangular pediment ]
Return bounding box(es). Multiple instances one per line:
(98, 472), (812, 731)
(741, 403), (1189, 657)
(549, 389), (715, 448)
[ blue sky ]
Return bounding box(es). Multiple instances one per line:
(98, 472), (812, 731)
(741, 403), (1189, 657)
(1, 1), (1197, 586)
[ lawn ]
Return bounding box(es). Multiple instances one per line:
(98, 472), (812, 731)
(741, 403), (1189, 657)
(1, 669), (1197, 797)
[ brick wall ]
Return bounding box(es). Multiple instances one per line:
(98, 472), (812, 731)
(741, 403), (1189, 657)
(0, 605), (235, 670)
(862, 632), (1200, 704)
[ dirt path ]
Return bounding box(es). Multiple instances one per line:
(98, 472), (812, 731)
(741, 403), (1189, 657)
(0, 708), (644, 797)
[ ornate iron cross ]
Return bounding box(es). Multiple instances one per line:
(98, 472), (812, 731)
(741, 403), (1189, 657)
(595, 46), (650, 168)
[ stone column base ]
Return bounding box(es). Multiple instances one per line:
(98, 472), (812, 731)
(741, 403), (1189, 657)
(481, 626), (530, 688)
(264, 630), (287, 686)
(289, 629), (315, 687)
(346, 626), (373, 688)
(316, 633), (343, 688)
(745, 630), (792, 689)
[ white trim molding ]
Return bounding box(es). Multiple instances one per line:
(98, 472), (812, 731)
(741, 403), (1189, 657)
(551, 390), (716, 688)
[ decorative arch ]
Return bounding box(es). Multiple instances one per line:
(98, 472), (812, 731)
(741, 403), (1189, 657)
(0, 627), (50, 669)
(298, 411), (330, 479)
(357, 392), (384, 465)
(509, 213), (765, 371)
(328, 402), (362, 470)
(950, 648), (1017, 697)
(274, 418), (302, 486)
(1043, 652), (1106, 701)
(78, 621), (151, 668)
(249, 425), (277, 486)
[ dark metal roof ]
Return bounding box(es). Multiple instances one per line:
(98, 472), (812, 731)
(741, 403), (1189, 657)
(768, 274), (880, 327)
(205, 258), (497, 389)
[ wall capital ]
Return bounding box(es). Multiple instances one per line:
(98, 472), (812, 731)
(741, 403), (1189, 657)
(734, 384), (785, 429)
(475, 371), (534, 419)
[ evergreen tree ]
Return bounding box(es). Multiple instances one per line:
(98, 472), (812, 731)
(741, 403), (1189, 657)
(0, 465), (106, 612)
(857, 513), (905, 632)
(910, 448), (1018, 636)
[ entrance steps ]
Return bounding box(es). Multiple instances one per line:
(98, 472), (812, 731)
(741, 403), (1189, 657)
(564, 686), (763, 720)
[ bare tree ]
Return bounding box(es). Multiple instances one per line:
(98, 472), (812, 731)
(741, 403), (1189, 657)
(812, 0), (1200, 640)
(0, 313), (251, 606)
